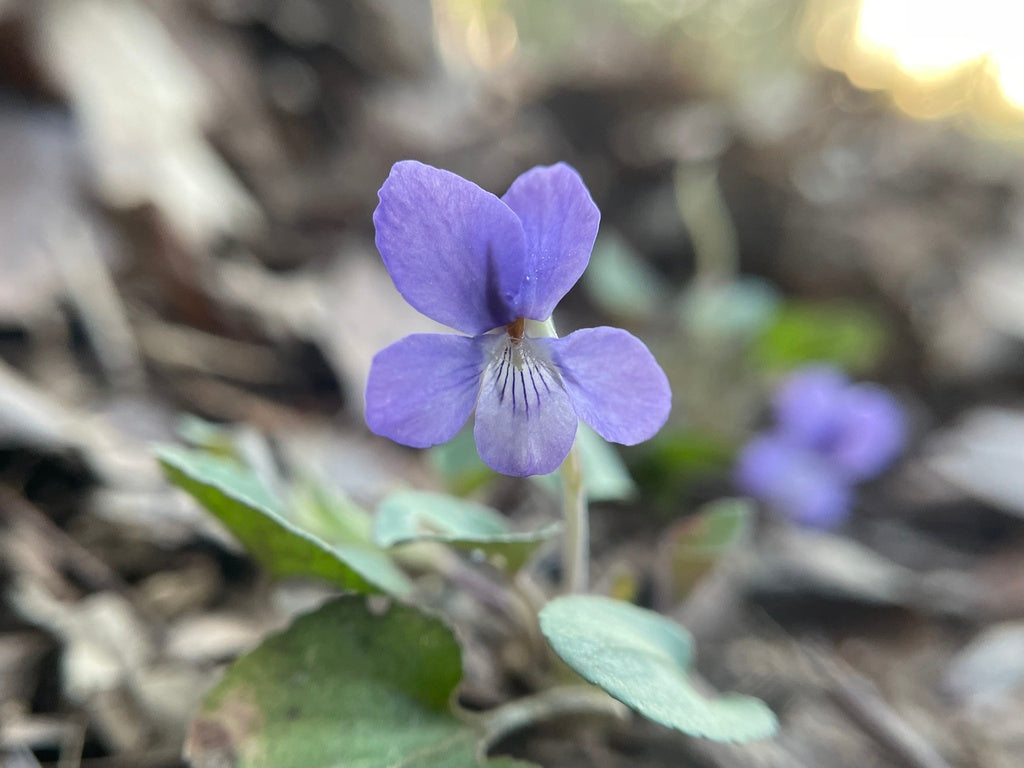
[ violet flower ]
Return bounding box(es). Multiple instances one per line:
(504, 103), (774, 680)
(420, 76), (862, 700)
(734, 433), (852, 529)
(772, 366), (905, 481)
(735, 365), (905, 528)
(365, 161), (671, 477)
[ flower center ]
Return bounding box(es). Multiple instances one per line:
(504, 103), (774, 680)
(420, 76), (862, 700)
(487, 330), (560, 417)
(507, 317), (526, 341)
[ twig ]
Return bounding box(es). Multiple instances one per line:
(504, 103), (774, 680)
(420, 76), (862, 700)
(133, 316), (279, 384)
(49, 217), (145, 391)
(0, 487), (129, 595)
(611, 725), (811, 768)
(804, 645), (955, 768)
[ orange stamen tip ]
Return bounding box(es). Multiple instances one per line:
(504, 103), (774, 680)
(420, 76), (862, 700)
(508, 317), (526, 340)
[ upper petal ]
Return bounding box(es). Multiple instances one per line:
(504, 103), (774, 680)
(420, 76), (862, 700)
(501, 163), (600, 321)
(365, 333), (484, 448)
(474, 337), (578, 476)
(772, 365), (848, 449)
(542, 327), (670, 445)
(374, 161), (527, 335)
(827, 383), (906, 481)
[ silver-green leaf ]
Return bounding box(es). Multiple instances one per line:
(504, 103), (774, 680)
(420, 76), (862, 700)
(157, 445), (412, 597)
(539, 595), (778, 742)
(374, 491), (558, 572)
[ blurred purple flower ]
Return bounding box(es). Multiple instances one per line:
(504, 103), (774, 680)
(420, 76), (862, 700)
(773, 365), (906, 481)
(365, 160), (671, 477)
(736, 365), (905, 528)
(735, 434), (851, 529)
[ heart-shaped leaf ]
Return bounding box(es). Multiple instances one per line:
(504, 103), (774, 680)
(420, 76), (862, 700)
(157, 445), (412, 597)
(187, 596), (537, 768)
(374, 491), (558, 572)
(539, 595), (777, 742)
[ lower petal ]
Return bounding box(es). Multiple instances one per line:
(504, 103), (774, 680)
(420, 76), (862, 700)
(735, 434), (850, 529)
(543, 327), (671, 445)
(474, 338), (578, 477)
(365, 333), (484, 448)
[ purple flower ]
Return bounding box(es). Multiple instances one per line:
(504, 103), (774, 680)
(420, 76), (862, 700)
(735, 364), (905, 528)
(364, 161), (671, 477)
(735, 434), (851, 529)
(773, 365), (906, 481)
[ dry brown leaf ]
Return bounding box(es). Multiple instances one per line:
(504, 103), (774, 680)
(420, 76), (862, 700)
(34, 0), (262, 251)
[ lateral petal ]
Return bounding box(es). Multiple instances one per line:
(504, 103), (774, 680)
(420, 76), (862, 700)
(365, 333), (484, 448)
(543, 327), (670, 445)
(374, 161), (526, 335)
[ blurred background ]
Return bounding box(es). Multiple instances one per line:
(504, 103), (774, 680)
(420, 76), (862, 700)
(2, 1), (1024, 766)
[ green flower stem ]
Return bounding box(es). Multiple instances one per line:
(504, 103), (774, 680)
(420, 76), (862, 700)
(452, 556), (543, 648)
(527, 316), (591, 595)
(560, 440), (588, 593)
(673, 162), (738, 288)
(475, 685), (629, 749)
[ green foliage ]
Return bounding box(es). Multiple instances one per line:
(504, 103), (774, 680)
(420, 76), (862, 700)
(534, 424), (637, 503)
(678, 278), (781, 342)
(753, 301), (887, 373)
(374, 491), (559, 572)
(175, 414), (239, 457)
(539, 595), (777, 742)
(157, 446), (412, 597)
(288, 480), (374, 546)
(584, 233), (666, 320)
(656, 498), (754, 602)
(632, 428), (737, 511)
(430, 428), (495, 496)
(433, 425), (637, 503)
(187, 596), (535, 768)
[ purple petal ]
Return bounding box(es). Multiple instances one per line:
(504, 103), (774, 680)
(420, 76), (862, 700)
(779, 463), (851, 529)
(542, 327), (670, 445)
(474, 337), (578, 476)
(734, 433), (795, 500)
(365, 333), (484, 448)
(772, 365), (848, 449)
(827, 383), (906, 480)
(735, 434), (851, 529)
(501, 163), (600, 321)
(374, 161), (526, 335)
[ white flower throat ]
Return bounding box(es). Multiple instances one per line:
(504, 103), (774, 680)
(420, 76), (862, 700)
(483, 318), (562, 416)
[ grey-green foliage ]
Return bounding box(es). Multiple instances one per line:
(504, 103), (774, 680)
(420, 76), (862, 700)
(533, 424), (637, 503)
(540, 595), (778, 742)
(157, 445), (412, 597)
(374, 490), (559, 572)
(187, 596), (537, 768)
